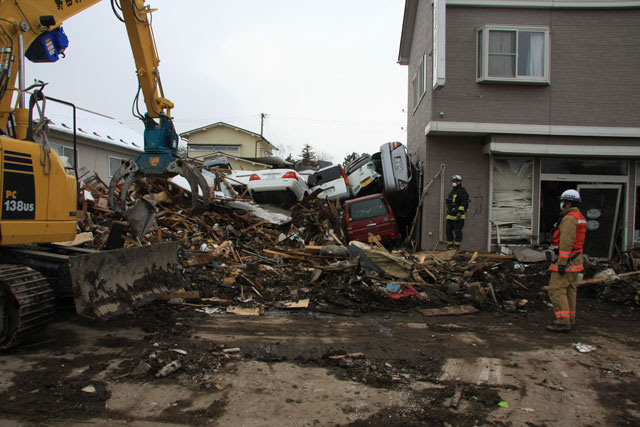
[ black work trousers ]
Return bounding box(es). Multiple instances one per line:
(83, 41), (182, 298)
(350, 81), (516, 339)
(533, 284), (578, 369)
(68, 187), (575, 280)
(446, 219), (465, 245)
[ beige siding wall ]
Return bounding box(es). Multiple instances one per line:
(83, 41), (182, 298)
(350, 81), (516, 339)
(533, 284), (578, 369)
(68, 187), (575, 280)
(187, 127), (273, 159)
(51, 132), (140, 181)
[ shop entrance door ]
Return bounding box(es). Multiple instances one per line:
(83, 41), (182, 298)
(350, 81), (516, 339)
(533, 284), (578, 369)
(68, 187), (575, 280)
(576, 184), (622, 259)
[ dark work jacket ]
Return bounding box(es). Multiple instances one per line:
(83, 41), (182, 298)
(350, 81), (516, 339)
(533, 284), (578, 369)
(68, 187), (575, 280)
(446, 185), (469, 220)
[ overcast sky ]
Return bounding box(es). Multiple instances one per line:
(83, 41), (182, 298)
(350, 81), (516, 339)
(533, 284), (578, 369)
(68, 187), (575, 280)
(26, 0), (408, 164)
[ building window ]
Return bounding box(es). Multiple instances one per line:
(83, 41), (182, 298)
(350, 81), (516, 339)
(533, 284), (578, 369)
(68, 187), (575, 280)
(51, 143), (77, 168)
(411, 53), (427, 110)
(541, 159), (628, 176)
(477, 26), (549, 84)
(109, 156), (125, 177)
(189, 144), (240, 153)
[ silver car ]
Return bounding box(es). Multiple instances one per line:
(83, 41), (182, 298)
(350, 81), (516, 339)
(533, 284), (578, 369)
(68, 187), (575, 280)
(375, 142), (413, 198)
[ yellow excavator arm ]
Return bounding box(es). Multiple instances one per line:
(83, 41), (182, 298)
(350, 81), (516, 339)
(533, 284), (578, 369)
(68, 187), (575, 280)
(0, 0), (208, 214)
(0, 0), (173, 139)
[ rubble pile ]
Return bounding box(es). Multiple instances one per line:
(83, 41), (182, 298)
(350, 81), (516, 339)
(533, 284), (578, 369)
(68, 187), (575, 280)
(74, 174), (639, 317)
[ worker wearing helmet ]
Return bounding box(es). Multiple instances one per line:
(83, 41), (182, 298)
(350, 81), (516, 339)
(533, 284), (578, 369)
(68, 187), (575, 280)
(546, 189), (587, 332)
(445, 174), (469, 249)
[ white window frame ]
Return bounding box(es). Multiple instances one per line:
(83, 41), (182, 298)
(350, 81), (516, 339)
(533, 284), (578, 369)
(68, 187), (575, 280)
(109, 156), (125, 177)
(411, 53), (427, 111)
(189, 144), (240, 153)
(189, 144), (215, 152)
(51, 143), (77, 168)
(213, 145), (240, 153)
(476, 26), (550, 84)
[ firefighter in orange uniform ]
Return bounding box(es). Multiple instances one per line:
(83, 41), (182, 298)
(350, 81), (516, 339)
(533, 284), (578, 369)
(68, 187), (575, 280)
(547, 189), (587, 332)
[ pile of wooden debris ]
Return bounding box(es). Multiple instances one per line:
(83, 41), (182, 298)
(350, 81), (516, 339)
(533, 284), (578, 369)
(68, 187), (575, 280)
(70, 173), (638, 317)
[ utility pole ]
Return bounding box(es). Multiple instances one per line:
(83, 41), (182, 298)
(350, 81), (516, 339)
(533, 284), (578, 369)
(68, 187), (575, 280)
(257, 113), (268, 157)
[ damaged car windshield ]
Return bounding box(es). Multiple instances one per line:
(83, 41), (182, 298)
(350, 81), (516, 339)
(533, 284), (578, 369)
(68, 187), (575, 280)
(308, 166), (343, 187)
(348, 197), (389, 221)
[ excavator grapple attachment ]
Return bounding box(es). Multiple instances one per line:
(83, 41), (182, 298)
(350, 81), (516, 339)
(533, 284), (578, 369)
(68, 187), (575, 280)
(107, 159), (210, 214)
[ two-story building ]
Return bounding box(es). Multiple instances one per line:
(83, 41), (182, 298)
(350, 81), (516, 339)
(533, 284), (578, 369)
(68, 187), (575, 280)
(181, 122), (279, 170)
(399, 0), (640, 258)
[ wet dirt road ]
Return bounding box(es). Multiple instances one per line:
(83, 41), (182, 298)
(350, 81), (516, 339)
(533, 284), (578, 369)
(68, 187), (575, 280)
(0, 299), (638, 426)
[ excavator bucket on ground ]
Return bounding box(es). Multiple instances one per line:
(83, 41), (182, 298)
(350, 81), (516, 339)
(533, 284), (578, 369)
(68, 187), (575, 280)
(0, 242), (183, 349)
(69, 242), (182, 319)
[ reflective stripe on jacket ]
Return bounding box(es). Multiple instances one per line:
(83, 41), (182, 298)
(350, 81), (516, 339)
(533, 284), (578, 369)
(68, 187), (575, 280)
(549, 208), (586, 273)
(446, 186), (469, 220)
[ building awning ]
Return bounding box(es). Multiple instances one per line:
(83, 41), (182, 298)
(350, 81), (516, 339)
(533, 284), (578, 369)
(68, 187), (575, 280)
(484, 142), (640, 157)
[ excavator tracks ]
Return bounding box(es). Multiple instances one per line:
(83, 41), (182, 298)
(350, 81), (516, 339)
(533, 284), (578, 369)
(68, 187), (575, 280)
(0, 265), (55, 350)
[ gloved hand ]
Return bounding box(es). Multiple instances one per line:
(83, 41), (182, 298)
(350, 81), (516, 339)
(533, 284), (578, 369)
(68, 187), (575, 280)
(545, 249), (553, 263)
(557, 264), (566, 275)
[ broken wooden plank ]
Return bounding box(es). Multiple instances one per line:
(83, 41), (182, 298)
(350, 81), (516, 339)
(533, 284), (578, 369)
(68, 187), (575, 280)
(201, 297), (232, 304)
(226, 305), (264, 316)
(263, 249), (307, 261)
(419, 305), (479, 317)
(161, 290), (201, 300)
(274, 299), (310, 309)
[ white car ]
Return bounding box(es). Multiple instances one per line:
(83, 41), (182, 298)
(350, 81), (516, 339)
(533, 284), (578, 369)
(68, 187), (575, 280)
(247, 169), (310, 206)
(345, 154), (382, 198)
(308, 164), (352, 201)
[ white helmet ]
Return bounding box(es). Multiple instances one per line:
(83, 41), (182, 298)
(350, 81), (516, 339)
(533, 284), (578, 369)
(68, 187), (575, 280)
(560, 189), (581, 203)
(451, 174), (462, 182)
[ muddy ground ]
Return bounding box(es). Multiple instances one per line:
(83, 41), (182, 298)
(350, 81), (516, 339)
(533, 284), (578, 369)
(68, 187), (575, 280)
(0, 286), (638, 427)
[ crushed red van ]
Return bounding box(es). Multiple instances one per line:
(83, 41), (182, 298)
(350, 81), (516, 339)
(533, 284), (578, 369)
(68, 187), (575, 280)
(345, 193), (399, 244)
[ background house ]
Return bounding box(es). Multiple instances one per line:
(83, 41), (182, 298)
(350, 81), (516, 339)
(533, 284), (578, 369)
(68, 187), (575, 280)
(44, 100), (143, 182)
(399, 0), (640, 258)
(181, 122), (279, 170)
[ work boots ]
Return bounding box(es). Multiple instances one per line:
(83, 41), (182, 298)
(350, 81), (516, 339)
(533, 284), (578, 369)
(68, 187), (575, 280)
(546, 323), (571, 333)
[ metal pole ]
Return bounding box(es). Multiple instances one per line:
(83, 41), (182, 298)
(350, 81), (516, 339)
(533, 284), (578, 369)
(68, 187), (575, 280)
(18, 34), (26, 109)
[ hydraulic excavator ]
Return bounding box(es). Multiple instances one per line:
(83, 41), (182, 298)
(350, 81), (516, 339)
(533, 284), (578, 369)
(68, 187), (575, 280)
(0, 0), (210, 349)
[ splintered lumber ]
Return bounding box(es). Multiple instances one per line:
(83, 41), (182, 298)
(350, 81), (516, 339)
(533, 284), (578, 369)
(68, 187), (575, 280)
(414, 249), (457, 264)
(329, 230), (345, 246)
(263, 249), (307, 261)
(368, 232), (386, 251)
(578, 270), (640, 286)
(419, 305), (479, 317)
(274, 299), (310, 309)
(161, 290), (201, 300)
(182, 253), (218, 267)
(328, 353), (365, 360)
(239, 273), (264, 290)
(226, 305), (264, 316)
(201, 297), (232, 303)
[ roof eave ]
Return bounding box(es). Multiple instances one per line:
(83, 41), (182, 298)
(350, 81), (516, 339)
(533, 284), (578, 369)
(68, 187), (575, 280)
(398, 0), (418, 65)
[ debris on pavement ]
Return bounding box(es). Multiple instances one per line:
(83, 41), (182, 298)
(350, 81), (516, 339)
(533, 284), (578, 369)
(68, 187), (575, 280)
(155, 360), (182, 378)
(575, 343), (597, 353)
